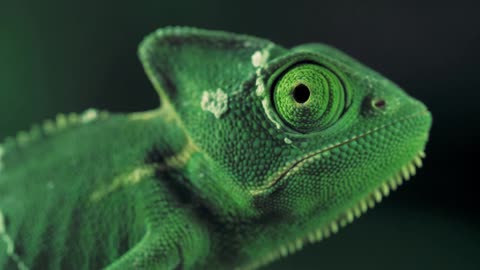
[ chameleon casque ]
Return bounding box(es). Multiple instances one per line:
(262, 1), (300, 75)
(0, 27), (432, 270)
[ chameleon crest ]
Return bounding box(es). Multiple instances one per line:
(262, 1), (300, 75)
(0, 27), (431, 269)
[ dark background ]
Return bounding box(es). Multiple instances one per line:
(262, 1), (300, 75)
(1, 1), (479, 269)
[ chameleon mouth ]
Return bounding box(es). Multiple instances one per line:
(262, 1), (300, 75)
(244, 150), (426, 269)
(302, 150), (426, 243)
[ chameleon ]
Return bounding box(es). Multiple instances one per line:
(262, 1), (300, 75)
(0, 27), (432, 270)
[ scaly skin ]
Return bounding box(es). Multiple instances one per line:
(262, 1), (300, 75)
(0, 27), (432, 270)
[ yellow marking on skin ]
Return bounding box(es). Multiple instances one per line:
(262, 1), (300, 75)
(90, 165), (157, 202)
(164, 137), (199, 169)
(130, 103), (179, 123)
(129, 110), (163, 121)
(161, 104), (180, 123)
(249, 189), (265, 196)
(90, 138), (199, 202)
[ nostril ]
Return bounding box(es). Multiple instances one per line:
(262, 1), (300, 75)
(362, 96), (388, 116)
(372, 98), (387, 110)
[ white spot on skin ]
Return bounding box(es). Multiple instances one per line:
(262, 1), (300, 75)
(261, 99), (281, 129)
(252, 45), (286, 130)
(200, 89), (229, 119)
(0, 209), (29, 270)
(255, 77), (265, 97)
(254, 69), (266, 97)
(81, 108), (98, 123)
(251, 48), (271, 68)
(284, 138), (292, 144)
(251, 51), (264, 68)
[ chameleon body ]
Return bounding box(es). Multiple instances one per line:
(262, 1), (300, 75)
(0, 27), (432, 269)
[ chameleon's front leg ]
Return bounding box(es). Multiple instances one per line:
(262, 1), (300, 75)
(105, 176), (210, 270)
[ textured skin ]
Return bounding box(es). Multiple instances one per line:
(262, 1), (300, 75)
(0, 27), (432, 270)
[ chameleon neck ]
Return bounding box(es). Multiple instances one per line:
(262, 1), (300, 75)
(141, 104), (256, 220)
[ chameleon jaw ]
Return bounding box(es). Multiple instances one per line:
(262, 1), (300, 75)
(251, 109), (431, 196)
(241, 150), (426, 270)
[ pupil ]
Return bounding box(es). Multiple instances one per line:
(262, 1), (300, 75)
(293, 84), (310, 103)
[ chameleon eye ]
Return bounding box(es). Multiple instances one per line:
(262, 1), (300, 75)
(273, 63), (346, 132)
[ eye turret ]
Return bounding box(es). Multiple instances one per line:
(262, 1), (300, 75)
(273, 63), (347, 132)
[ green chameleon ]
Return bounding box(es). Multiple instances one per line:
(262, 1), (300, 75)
(0, 27), (432, 270)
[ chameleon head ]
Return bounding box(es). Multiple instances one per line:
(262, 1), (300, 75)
(252, 44), (433, 213)
(139, 27), (432, 266)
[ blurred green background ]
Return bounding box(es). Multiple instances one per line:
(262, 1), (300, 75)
(1, 0), (479, 269)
